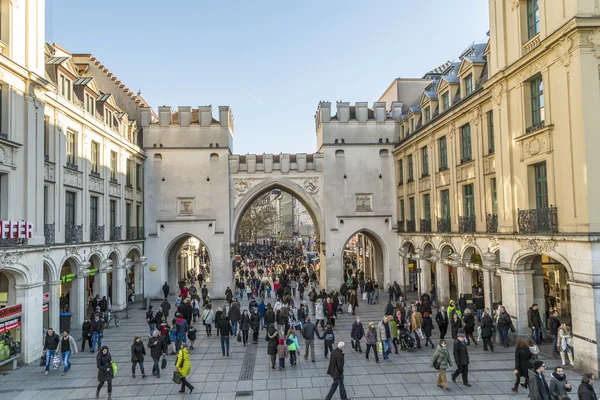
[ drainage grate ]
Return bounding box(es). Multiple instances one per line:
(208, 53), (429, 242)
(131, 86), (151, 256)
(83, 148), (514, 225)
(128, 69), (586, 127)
(238, 342), (258, 381)
(236, 391), (253, 397)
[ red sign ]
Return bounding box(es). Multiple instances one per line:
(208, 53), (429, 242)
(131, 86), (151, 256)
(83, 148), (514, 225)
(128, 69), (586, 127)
(0, 317), (21, 334)
(43, 293), (49, 303)
(0, 304), (22, 320)
(0, 221), (33, 239)
(42, 304), (49, 312)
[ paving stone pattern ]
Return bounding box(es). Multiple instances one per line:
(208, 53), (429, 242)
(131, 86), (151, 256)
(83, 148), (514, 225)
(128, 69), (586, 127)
(0, 291), (598, 400)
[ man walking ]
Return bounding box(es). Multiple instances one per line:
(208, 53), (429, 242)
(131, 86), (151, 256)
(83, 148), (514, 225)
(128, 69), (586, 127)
(528, 304), (543, 345)
(325, 342), (348, 400)
(436, 306), (449, 340)
(473, 288), (485, 322)
(301, 317), (320, 362)
(377, 316), (393, 362)
(451, 333), (471, 387)
(42, 328), (60, 376)
(497, 306), (514, 347)
(548, 310), (561, 356)
(528, 360), (551, 399)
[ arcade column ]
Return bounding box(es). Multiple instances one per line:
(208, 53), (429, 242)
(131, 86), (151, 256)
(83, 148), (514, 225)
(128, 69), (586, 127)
(48, 280), (61, 331)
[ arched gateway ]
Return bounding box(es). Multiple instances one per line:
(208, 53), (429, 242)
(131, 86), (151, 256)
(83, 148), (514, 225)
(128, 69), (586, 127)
(141, 102), (401, 297)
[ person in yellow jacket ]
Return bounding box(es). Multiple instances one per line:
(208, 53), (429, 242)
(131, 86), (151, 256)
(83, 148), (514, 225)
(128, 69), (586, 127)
(176, 343), (194, 394)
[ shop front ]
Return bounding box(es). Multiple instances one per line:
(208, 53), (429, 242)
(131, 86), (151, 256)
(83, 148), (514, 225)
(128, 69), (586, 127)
(0, 304), (23, 368)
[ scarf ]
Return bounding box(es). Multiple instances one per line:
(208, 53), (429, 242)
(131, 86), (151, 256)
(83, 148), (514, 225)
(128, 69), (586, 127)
(551, 372), (566, 381)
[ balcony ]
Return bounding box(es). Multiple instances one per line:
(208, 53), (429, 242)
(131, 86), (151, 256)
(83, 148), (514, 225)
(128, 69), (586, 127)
(65, 224), (83, 244)
(397, 220), (405, 233)
(44, 223), (55, 244)
(90, 171), (101, 178)
(458, 215), (476, 233)
(406, 220), (416, 233)
(65, 162), (79, 171)
(127, 227), (137, 240)
(109, 177), (118, 184)
(486, 213), (498, 233)
(110, 226), (122, 241)
(137, 226), (145, 239)
(419, 218), (431, 233)
(90, 224), (105, 242)
(525, 120), (545, 135)
(518, 206), (558, 234)
(0, 238), (24, 247)
(437, 217), (451, 233)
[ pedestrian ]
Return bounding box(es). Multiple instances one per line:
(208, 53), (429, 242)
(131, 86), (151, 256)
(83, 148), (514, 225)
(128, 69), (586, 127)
(174, 313), (188, 352)
(364, 321), (379, 363)
(130, 336), (147, 378)
(264, 303), (276, 328)
(324, 297), (337, 328)
(81, 317), (92, 352)
(558, 323), (574, 366)
(202, 304), (214, 336)
(191, 297), (200, 323)
(240, 310), (250, 346)
(479, 308), (494, 352)
(276, 337), (289, 370)
(176, 342), (194, 394)
(323, 324), (335, 358)
(458, 293), (467, 314)
(497, 305), (514, 347)
(187, 325), (197, 350)
(229, 301), (241, 335)
(59, 330), (78, 376)
(301, 316), (319, 362)
(430, 339), (452, 392)
(451, 333), (471, 387)
(95, 346), (114, 399)
(473, 288), (485, 322)
(411, 306), (424, 348)
(217, 315), (232, 357)
(147, 330), (167, 378)
(160, 298), (171, 319)
(146, 305), (155, 338)
(436, 306), (448, 340)
(377, 315), (393, 362)
(162, 281), (170, 298)
(350, 316), (364, 353)
(450, 312), (462, 340)
(549, 310), (561, 356)
(513, 337), (534, 392)
(528, 303), (543, 345)
(528, 360), (551, 400)
(250, 308), (260, 343)
(42, 328), (60, 375)
(462, 308), (478, 346)
(549, 366), (572, 400)
(89, 313), (106, 353)
(423, 312), (435, 348)
(266, 323), (279, 369)
(286, 328), (299, 366)
(167, 323), (177, 355)
(349, 290), (358, 315)
(315, 298), (325, 329)
(325, 342), (348, 400)
(578, 373), (597, 400)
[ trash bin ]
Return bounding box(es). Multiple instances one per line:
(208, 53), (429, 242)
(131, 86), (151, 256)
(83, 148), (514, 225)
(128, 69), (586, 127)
(59, 312), (72, 333)
(144, 297), (151, 310)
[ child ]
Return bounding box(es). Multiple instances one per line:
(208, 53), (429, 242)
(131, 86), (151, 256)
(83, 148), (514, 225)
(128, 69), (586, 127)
(167, 323), (177, 355)
(422, 312), (435, 348)
(323, 324), (335, 358)
(286, 329), (299, 366)
(276, 338), (289, 370)
(188, 325), (197, 350)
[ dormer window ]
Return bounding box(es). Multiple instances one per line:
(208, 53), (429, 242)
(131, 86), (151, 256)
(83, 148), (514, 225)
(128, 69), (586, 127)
(442, 92), (450, 111)
(85, 93), (95, 115)
(401, 125), (405, 138)
(59, 74), (72, 101)
(410, 119), (415, 133)
(424, 107), (431, 124)
(464, 74), (474, 96)
(105, 108), (113, 127)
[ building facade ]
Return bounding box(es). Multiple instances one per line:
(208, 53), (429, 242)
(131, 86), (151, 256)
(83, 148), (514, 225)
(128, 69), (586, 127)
(392, 0), (600, 375)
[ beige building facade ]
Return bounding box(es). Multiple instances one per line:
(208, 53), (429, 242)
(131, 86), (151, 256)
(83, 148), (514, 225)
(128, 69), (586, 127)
(391, 0), (600, 375)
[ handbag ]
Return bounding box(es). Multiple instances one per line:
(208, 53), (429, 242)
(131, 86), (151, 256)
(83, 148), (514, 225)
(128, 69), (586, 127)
(172, 370), (181, 384)
(110, 361), (118, 376)
(237, 332), (242, 343)
(362, 293), (367, 301)
(433, 357), (441, 370)
(40, 354), (45, 367)
(161, 356), (167, 370)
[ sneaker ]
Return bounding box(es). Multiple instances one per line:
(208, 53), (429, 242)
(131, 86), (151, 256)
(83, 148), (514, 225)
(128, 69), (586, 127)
(44, 371), (48, 375)
(132, 374), (136, 378)
(452, 376), (456, 383)
(142, 375), (147, 378)
(62, 372), (67, 376)
(156, 374), (160, 378)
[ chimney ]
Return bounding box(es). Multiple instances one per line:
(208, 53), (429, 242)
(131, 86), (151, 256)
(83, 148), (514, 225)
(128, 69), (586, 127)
(391, 101), (404, 120)
(374, 102), (386, 122)
(158, 106), (172, 127)
(355, 102), (368, 122)
(219, 106), (232, 128)
(198, 106), (212, 127)
(319, 101), (331, 123)
(178, 106), (192, 127)
(336, 101), (350, 123)
(140, 107), (152, 127)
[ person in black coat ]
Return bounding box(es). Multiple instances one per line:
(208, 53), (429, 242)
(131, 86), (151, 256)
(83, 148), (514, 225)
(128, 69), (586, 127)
(422, 312), (435, 348)
(325, 342), (347, 400)
(266, 323), (279, 369)
(217, 316), (232, 357)
(384, 301), (395, 316)
(264, 305), (276, 326)
(240, 310), (251, 346)
(350, 317), (365, 353)
(162, 282), (170, 298)
(512, 338), (534, 393)
(578, 373), (597, 400)
(130, 336), (147, 378)
(148, 331), (167, 378)
(462, 309), (477, 346)
(250, 309), (261, 344)
(160, 299), (171, 319)
(96, 346), (114, 399)
(479, 310), (494, 352)
(81, 318), (92, 351)
(451, 333), (471, 386)
(436, 306), (449, 340)
(450, 313), (462, 340)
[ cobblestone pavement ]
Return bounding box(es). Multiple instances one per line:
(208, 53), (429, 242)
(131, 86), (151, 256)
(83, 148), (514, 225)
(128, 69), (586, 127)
(0, 292), (598, 400)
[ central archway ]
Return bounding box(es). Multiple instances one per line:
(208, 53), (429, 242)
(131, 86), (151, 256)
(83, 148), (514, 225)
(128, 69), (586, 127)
(342, 229), (385, 291)
(165, 234), (212, 293)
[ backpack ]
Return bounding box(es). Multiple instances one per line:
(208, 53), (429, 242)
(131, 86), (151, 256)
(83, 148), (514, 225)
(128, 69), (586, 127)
(325, 333), (334, 342)
(286, 338), (294, 346)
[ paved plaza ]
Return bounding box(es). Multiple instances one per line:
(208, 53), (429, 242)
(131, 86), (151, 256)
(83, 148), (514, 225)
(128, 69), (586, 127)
(0, 292), (597, 400)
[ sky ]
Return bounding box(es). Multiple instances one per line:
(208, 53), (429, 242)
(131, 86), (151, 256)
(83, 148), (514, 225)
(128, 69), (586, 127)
(46, 1), (490, 155)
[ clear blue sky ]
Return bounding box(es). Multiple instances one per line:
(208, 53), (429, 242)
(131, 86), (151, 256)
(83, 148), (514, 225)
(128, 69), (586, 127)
(46, 0), (489, 155)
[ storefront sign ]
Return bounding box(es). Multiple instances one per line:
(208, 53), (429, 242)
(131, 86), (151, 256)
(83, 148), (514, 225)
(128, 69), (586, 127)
(89, 268), (97, 277)
(61, 273), (76, 283)
(0, 304), (22, 320)
(43, 293), (49, 303)
(0, 221), (33, 239)
(0, 317), (21, 334)
(42, 304), (49, 312)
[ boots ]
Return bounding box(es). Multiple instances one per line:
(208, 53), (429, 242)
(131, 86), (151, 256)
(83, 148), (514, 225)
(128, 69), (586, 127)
(568, 352), (574, 366)
(561, 353), (566, 366)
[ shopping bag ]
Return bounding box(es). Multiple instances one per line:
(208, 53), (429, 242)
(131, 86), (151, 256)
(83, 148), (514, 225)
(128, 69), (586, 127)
(111, 361), (118, 377)
(362, 293), (367, 301)
(52, 353), (60, 369)
(161, 356), (167, 370)
(477, 326), (482, 341)
(377, 342), (383, 354)
(348, 304), (353, 313)
(172, 370), (182, 384)
(237, 332), (242, 343)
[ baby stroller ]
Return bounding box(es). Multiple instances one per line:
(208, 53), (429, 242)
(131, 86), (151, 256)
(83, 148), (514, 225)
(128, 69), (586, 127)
(399, 328), (416, 351)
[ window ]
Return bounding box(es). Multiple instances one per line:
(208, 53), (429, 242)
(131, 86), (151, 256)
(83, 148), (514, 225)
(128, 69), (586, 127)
(399, 199), (405, 221)
(126, 203), (132, 230)
(491, 178), (498, 214)
(400, 125), (405, 138)
(66, 130), (76, 166)
(410, 119), (415, 133)
(136, 163), (142, 190)
(109, 200), (117, 229)
(461, 124), (472, 162)
(44, 116), (50, 158)
(441, 189), (450, 218)
(398, 160), (403, 185)
(530, 75), (544, 126)
(126, 160), (132, 187)
(408, 154), (414, 181)
(59, 75), (72, 101)
(421, 147), (429, 176)
(90, 196), (98, 227)
(136, 204), (142, 227)
(110, 151), (117, 179)
(409, 197), (415, 221)
(439, 136), (448, 170)
(425, 107), (431, 124)
(463, 184), (475, 217)
(44, 186), (49, 224)
(65, 191), (76, 225)
(534, 162), (548, 209)
(487, 111), (495, 153)
(527, 0), (540, 39)
(85, 93), (95, 115)
(105, 108), (113, 127)
(464, 74), (474, 96)
(91, 141), (99, 173)
(423, 193), (431, 219)
(442, 92), (450, 111)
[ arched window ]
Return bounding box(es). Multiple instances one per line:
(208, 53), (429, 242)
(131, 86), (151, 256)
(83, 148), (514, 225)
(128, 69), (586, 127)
(379, 149), (389, 157)
(210, 153), (219, 161)
(335, 149), (345, 157)
(154, 153), (162, 161)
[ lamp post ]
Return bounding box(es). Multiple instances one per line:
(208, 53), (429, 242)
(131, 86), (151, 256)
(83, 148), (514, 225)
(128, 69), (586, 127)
(411, 248), (423, 297)
(123, 258), (133, 319)
(482, 250), (496, 313)
(428, 249), (440, 305)
(139, 256), (148, 310)
(398, 248), (408, 296)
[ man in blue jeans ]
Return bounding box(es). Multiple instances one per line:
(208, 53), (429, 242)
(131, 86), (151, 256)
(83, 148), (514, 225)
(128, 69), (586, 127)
(175, 313), (188, 352)
(377, 316), (393, 362)
(217, 315), (232, 356)
(59, 330), (78, 376)
(42, 328), (60, 375)
(89, 313), (105, 352)
(496, 306), (514, 347)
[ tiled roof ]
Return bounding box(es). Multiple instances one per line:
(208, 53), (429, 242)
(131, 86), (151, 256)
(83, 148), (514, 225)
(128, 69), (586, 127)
(464, 56), (486, 64)
(423, 91), (438, 99)
(423, 61), (453, 78)
(441, 75), (460, 84)
(409, 106), (422, 113)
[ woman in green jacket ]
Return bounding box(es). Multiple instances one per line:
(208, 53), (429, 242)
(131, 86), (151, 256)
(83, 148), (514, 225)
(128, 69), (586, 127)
(430, 340), (452, 392)
(176, 343), (194, 394)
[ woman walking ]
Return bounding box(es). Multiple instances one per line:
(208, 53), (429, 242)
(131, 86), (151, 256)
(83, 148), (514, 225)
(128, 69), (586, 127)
(266, 323), (280, 369)
(365, 322), (379, 363)
(131, 336), (147, 378)
(148, 330), (167, 378)
(430, 339), (452, 392)
(462, 309), (477, 346)
(422, 312), (435, 348)
(480, 309), (494, 352)
(240, 310), (250, 346)
(512, 338), (534, 393)
(81, 317), (92, 351)
(450, 313), (462, 340)
(315, 299), (325, 329)
(176, 342), (194, 393)
(202, 304), (214, 337)
(250, 308), (260, 343)
(95, 346), (114, 399)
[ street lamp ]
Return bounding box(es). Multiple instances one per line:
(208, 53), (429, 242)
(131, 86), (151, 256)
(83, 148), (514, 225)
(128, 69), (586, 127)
(482, 249), (496, 312)
(123, 258), (133, 319)
(411, 249), (423, 296)
(428, 249), (440, 305)
(398, 248), (408, 296)
(139, 256), (148, 310)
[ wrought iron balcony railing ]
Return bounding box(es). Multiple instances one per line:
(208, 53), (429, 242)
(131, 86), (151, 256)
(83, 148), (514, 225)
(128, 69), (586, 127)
(406, 220), (416, 233)
(486, 212), (498, 233)
(397, 220), (405, 233)
(110, 226), (122, 241)
(0, 238), (24, 247)
(137, 226), (144, 239)
(420, 218), (432, 233)
(458, 215), (476, 233)
(518, 206), (558, 234)
(44, 223), (55, 244)
(90, 224), (105, 242)
(127, 227), (137, 240)
(65, 224), (83, 244)
(437, 217), (451, 233)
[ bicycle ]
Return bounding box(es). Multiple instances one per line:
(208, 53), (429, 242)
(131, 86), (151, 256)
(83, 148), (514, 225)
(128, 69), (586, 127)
(105, 310), (121, 328)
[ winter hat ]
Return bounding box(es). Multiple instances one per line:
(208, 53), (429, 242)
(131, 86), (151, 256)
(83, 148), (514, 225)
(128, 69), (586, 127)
(457, 333), (465, 338)
(279, 338), (284, 345)
(533, 360), (544, 370)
